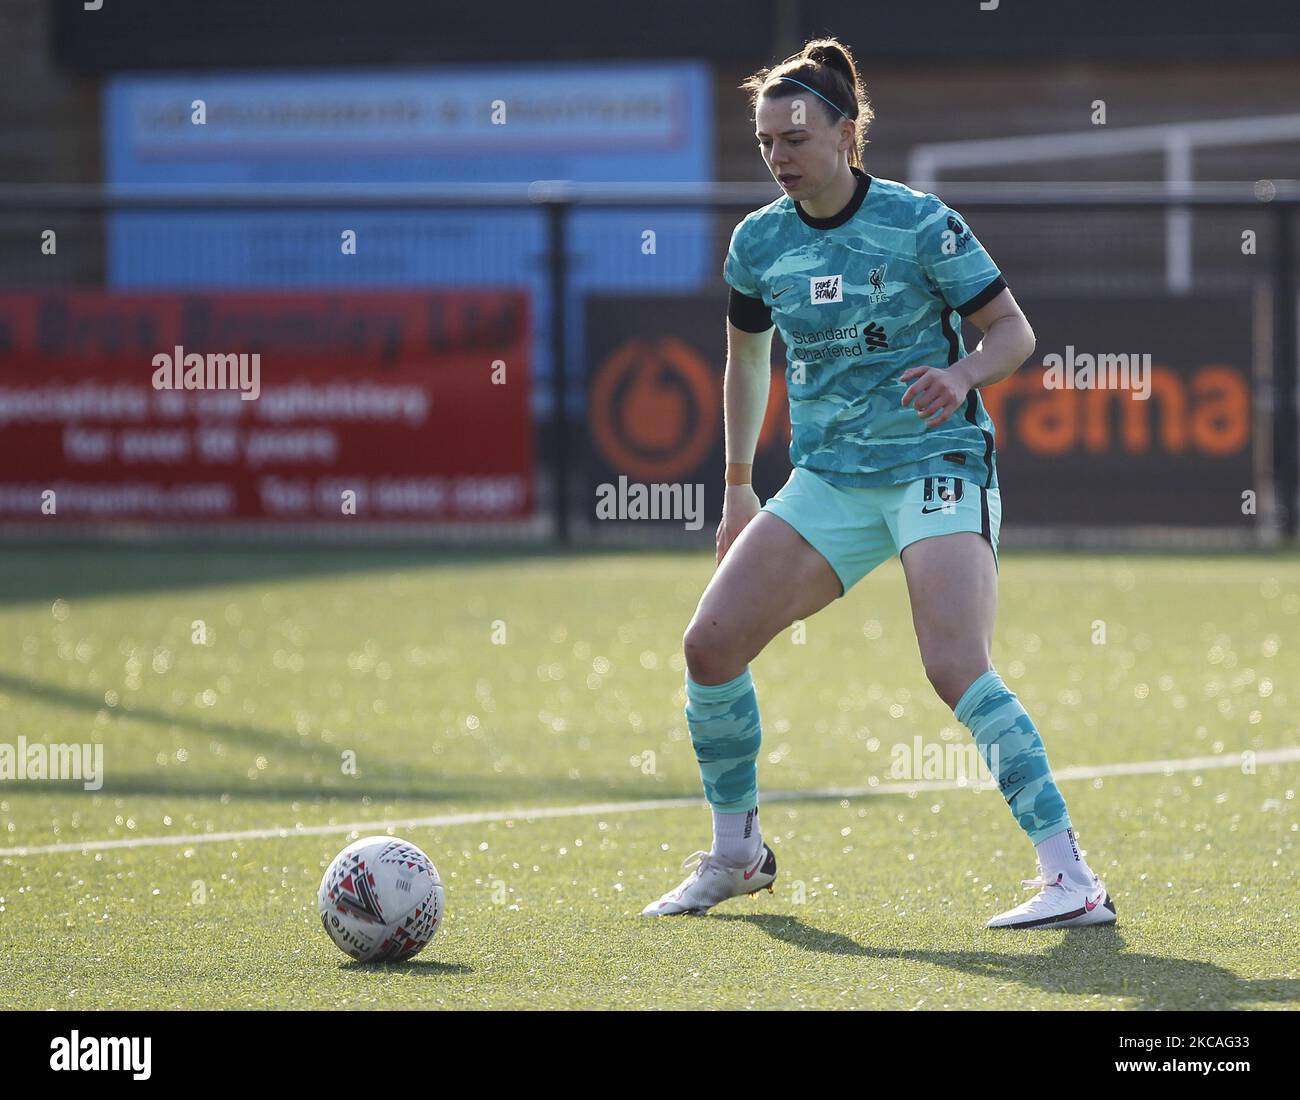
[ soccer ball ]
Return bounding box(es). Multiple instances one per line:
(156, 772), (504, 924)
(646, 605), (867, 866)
(318, 835), (445, 962)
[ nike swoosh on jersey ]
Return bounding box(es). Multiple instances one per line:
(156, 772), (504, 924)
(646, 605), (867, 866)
(771, 285), (791, 299)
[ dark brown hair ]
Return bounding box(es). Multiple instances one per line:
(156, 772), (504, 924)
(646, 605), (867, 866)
(740, 37), (874, 168)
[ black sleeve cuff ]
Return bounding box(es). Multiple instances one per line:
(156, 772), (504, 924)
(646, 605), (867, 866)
(955, 275), (1008, 317)
(728, 286), (773, 333)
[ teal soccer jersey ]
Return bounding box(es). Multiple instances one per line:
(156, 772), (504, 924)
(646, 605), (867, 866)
(724, 168), (1007, 488)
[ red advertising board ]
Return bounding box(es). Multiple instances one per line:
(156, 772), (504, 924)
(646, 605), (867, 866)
(0, 291), (532, 522)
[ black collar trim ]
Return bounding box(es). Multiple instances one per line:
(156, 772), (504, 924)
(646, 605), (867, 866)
(794, 167), (872, 230)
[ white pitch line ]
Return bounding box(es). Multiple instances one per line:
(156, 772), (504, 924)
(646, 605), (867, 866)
(2, 746), (1298, 859)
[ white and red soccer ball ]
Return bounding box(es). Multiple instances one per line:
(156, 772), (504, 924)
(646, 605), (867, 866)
(318, 835), (444, 962)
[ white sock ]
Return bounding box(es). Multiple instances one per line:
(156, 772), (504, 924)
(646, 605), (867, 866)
(711, 806), (761, 868)
(1036, 827), (1092, 886)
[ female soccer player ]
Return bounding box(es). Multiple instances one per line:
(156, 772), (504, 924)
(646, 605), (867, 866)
(642, 37), (1116, 930)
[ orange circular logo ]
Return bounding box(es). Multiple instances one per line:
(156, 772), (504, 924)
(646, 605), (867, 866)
(589, 337), (719, 480)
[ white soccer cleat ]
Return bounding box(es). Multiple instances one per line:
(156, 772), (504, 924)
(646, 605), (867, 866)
(986, 865), (1117, 930)
(640, 843), (777, 916)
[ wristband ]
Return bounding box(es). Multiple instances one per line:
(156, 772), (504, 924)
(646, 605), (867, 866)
(725, 462), (753, 486)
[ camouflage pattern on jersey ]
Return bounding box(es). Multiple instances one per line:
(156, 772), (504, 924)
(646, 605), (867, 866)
(724, 172), (1005, 488)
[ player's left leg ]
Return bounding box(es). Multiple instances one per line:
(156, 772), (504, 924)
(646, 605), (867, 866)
(898, 519), (1116, 930)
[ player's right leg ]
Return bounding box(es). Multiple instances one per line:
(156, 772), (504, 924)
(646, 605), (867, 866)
(683, 507), (845, 686)
(641, 508), (843, 916)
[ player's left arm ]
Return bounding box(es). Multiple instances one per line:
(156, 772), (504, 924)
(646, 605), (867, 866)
(901, 287), (1036, 427)
(952, 286), (1036, 390)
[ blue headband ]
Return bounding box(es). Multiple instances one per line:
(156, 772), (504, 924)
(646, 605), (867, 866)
(776, 76), (852, 120)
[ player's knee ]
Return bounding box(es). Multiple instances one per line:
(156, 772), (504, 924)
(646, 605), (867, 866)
(682, 620), (745, 685)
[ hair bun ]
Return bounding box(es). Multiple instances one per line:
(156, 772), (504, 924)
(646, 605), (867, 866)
(805, 41), (854, 82)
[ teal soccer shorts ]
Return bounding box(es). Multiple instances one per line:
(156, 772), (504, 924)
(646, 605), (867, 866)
(761, 466), (1001, 596)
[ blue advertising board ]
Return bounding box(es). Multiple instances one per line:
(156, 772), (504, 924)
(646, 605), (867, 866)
(104, 63), (715, 414)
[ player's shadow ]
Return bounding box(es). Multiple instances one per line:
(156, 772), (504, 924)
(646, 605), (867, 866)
(711, 914), (1299, 1010)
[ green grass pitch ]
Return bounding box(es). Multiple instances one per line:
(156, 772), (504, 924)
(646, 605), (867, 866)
(1, 544), (1297, 1010)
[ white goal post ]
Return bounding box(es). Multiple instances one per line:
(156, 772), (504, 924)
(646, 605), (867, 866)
(908, 112), (1300, 291)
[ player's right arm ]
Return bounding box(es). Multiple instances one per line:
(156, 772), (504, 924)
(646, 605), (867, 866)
(717, 218), (776, 564)
(716, 318), (774, 565)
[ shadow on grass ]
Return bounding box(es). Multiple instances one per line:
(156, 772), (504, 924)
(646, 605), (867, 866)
(0, 542), (699, 607)
(341, 958), (473, 976)
(713, 913), (1299, 1009)
(6, 541), (1291, 610)
(0, 668), (697, 807)
(0, 668), (365, 768)
(0, 667), (470, 801)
